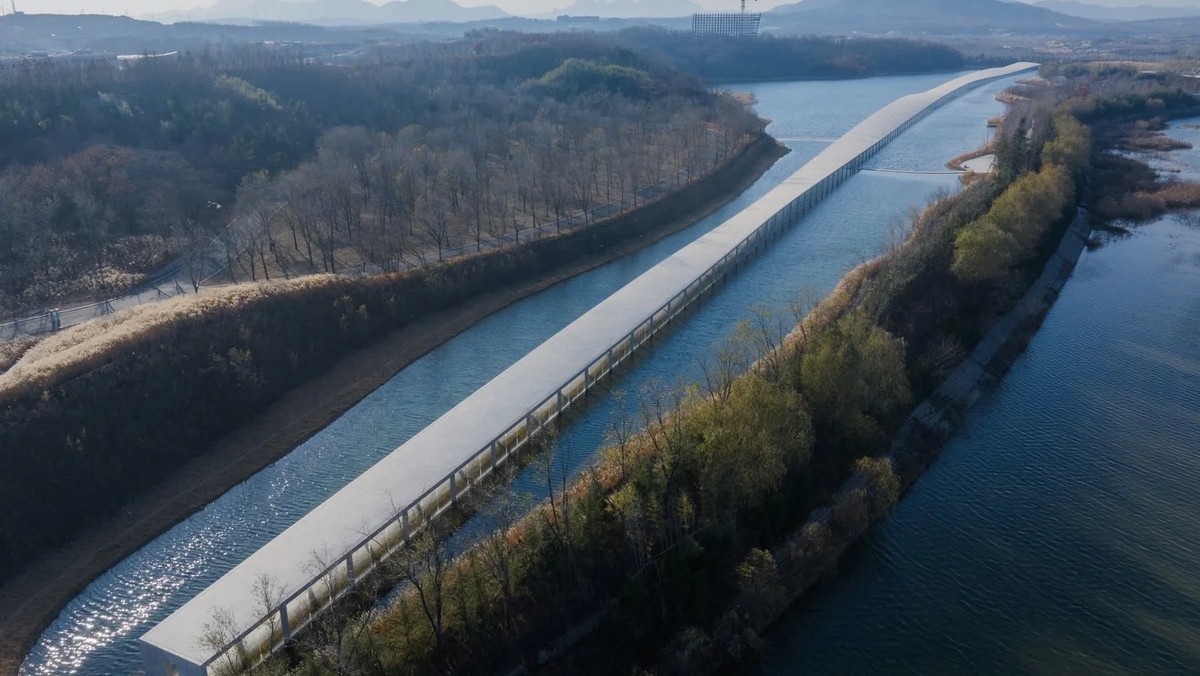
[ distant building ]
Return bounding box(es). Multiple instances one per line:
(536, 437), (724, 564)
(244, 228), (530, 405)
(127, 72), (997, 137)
(691, 12), (761, 38)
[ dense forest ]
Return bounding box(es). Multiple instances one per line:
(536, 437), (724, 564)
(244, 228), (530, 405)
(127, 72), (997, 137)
(0, 32), (752, 315)
(616, 29), (968, 82)
(0, 30), (970, 314)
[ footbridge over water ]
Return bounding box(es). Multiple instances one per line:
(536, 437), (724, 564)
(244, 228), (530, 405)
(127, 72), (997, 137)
(140, 62), (1038, 676)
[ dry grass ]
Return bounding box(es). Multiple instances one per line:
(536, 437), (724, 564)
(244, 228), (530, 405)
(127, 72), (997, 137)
(1158, 181), (1200, 208)
(1120, 133), (1193, 153)
(0, 337), (40, 375)
(784, 257), (886, 351)
(947, 144), (997, 172)
(1094, 181), (1200, 222)
(995, 91), (1030, 106)
(0, 274), (346, 402)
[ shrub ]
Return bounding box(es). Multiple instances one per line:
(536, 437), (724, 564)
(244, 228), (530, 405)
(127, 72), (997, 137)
(853, 457), (901, 515)
(830, 487), (871, 535)
(661, 627), (714, 676)
(800, 311), (912, 459)
(0, 335), (39, 374)
(786, 520), (833, 570)
(953, 162), (1074, 283)
(735, 548), (785, 627)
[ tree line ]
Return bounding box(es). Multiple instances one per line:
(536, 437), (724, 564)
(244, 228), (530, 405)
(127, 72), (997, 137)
(614, 29), (967, 83)
(224, 90), (753, 283)
(0, 31), (753, 315)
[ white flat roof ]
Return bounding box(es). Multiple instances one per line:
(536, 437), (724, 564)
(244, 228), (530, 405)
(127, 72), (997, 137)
(141, 62), (1037, 668)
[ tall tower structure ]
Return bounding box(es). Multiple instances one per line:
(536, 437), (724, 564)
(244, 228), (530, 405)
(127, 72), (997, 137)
(692, 0), (761, 38)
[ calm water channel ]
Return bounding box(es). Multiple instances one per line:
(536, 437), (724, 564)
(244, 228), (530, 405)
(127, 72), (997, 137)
(22, 70), (1019, 675)
(752, 123), (1200, 676)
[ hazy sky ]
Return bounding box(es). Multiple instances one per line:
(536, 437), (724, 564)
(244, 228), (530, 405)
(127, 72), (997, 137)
(23, 0), (1200, 19)
(23, 0), (798, 18)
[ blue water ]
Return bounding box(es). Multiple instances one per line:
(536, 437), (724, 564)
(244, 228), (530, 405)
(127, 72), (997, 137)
(21, 71), (1019, 676)
(1159, 117), (1200, 182)
(752, 175), (1200, 672)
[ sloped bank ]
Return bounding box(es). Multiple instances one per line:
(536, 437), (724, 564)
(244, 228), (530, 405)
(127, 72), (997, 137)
(0, 131), (785, 676)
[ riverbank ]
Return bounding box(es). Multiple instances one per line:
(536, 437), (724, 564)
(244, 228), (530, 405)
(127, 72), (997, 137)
(737, 84), (1200, 676)
(748, 204), (1200, 675)
(0, 133), (787, 676)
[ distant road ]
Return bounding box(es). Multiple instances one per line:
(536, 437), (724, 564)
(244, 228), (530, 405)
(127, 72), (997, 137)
(0, 210), (243, 339)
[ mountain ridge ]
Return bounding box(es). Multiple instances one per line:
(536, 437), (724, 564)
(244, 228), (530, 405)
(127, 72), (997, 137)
(1030, 0), (1200, 22)
(769, 0), (1098, 33)
(151, 0), (510, 25)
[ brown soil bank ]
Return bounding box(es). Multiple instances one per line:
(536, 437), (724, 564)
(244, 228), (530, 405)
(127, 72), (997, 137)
(0, 133), (785, 676)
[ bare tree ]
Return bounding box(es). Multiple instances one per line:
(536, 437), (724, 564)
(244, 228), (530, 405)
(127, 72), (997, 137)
(737, 305), (791, 381)
(604, 389), (637, 482)
(788, 286), (822, 346)
(470, 469), (528, 634)
(391, 520), (450, 662)
(299, 549), (381, 676)
(198, 604), (244, 676)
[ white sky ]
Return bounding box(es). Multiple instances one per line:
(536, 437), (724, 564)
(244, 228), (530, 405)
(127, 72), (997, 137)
(22, 0), (799, 18)
(21, 0), (1199, 19)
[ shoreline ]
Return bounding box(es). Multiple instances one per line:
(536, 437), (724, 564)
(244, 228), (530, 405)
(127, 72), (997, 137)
(0, 134), (788, 676)
(729, 210), (1095, 671)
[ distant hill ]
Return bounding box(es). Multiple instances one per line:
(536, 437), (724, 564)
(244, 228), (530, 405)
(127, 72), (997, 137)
(0, 12), (447, 55)
(770, 0), (846, 14)
(1120, 14), (1200, 34)
(1030, 0), (1200, 22)
(154, 0), (510, 25)
(553, 0), (704, 19)
(769, 0), (1098, 33)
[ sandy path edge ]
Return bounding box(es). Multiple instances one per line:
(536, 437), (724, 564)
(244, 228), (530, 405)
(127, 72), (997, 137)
(0, 136), (787, 676)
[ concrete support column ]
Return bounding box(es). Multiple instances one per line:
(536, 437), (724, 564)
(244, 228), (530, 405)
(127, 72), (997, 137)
(280, 605), (291, 642)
